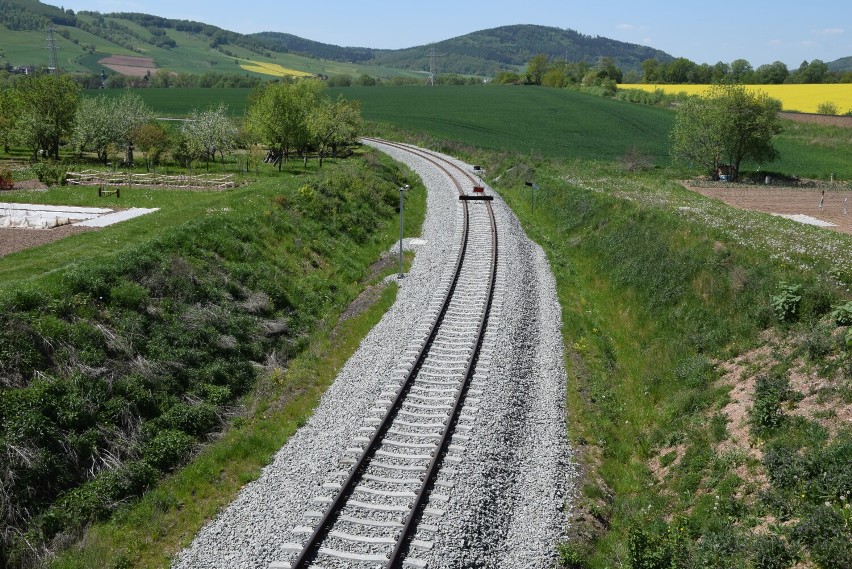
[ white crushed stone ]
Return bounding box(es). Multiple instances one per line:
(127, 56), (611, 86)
(75, 207), (159, 227)
(771, 212), (837, 227)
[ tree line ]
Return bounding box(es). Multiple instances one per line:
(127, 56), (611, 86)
(521, 54), (852, 87)
(0, 73), (362, 171)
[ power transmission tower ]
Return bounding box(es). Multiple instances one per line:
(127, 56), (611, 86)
(427, 47), (437, 86)
(46, 26), (58, 73)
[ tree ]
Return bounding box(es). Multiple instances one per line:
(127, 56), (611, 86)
(671, 84), (782, 180)
(71, 92), (152, 164)
(755, 61), (789, 85)
(792, 59), (829, 84)
(308, 96), (361, 167)
(246, 80), (324, 171)
(664, 57), (696, 83)
(181, 104), (238, 170)
(541, 63), (568, 88)
(711, 61), (730, 83)
(729, 59), (754, 83)
(526, 53), (550, 85)
(641, 58), (660, 83)
(133, 122), (171, 171)
(493, 71), (522, 85)
(15, 74), (80, 159)
(0, 85), (20, 154)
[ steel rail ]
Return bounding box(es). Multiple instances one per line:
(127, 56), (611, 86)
(289, 140), (477, 569)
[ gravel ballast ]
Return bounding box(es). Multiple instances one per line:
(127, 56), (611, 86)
(172, 142), (574, 568)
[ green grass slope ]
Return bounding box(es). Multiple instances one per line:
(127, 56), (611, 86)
(0, 152), (427, 568)
(1, 13), (423, 79)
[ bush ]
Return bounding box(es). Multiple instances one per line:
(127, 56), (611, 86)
(803, 323), (833, 361)
(751, 534), (795, 569)
(750, 370), (791, 434)
(628, 527), (673, 569)
(764, 444), (803, 489)
(771, 282), (802, 323)
(799, 281), (835, 322)
(832, 301), (852, 326)
(31, 161), (69, 187)
(109, 280), (149, 310)
(0, 169), (13, 190)
(794, 505), (852, 568)
(817, 101), (838, 115)
(141, 429), (194, 471)
(558, 542), (590, 569)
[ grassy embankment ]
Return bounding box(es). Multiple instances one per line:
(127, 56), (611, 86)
(0, 150), (426, 568)
(495, 159), (852, 568)
(361, 85), (851, 567)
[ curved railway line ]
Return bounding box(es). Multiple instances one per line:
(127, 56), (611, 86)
(273, 140), (499, 568)
(174, 139), (570, 569)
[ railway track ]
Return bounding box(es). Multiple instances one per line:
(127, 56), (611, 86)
(270, 139), (499, 569)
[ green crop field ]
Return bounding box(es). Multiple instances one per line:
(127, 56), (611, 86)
(82, 85), (852, 178)
(84, 88), (256, 116)
(338, 85), (676, 162)
(88, 86), (676, 162)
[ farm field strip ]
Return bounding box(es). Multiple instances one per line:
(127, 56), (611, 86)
(621, 83), (852, 114)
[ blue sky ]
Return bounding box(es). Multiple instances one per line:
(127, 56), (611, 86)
(59, 0), (852, 67)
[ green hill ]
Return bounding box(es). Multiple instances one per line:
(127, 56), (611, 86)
(828, 55), (852, 73)
(1, 2), (672, 80)
(257, 24), (675, 77)
(0, 1), (423, 80)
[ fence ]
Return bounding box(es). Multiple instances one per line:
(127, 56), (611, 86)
(66, 170), (236, 190)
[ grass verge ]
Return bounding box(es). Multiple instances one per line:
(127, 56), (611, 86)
(484, 155), (851, 568)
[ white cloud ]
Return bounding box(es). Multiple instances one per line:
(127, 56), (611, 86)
(816, 28), (844, 36)
(617, 23), (636, 30)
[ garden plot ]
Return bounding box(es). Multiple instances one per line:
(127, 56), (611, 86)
(683, 185), (852, 236)
(0, 203), (158, 229)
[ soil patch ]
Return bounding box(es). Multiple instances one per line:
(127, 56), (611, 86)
(0, 225), (94, 258)
(98, 55), (157, 77)
(780, 112), (852, 128)
(684, 183), (852, 236)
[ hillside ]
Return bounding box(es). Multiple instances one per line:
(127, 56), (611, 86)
(0, 0), (422, 80)
(1, 2), (672, 79)
(828, 55), (852, 73)
(257, 24), (675, 76)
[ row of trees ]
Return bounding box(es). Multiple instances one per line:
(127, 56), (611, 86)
(522, 54), (852, 87)
(0, 73), (363, 171)
(504, 55), (622, 90)
(641, 57), (849, 85)
(246, 80), (362, 168)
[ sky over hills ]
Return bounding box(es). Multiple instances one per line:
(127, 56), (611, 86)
(60, 0), (851, 68)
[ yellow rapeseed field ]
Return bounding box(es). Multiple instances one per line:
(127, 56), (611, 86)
(620, 84), (852, 114)
(238, 59), (314, 78)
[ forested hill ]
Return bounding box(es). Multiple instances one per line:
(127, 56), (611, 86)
(255, 24), (675, 76)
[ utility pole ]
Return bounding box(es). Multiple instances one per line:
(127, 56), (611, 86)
(47, 26), (58, 73)
(427, 47), (437, 86)
(398, 185), (410, 278)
